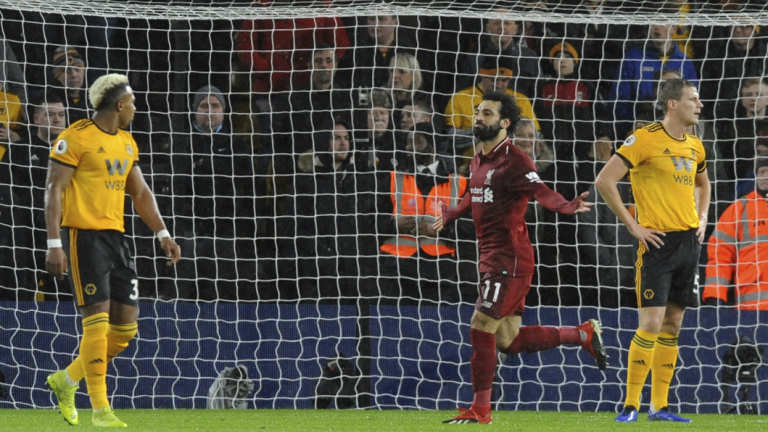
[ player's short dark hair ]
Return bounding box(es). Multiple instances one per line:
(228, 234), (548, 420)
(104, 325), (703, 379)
(482, 91), (521, 130)
(658, 79), (696, 113)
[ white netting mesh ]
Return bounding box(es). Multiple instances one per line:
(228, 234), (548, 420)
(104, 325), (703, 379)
(0, 0), (766, 414)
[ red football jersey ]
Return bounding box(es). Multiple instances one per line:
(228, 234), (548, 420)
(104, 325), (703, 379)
(443, 137), (580, 275)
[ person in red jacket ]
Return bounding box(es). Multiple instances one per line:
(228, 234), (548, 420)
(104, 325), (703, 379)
(703, 157), (768, 310)
(434, 92), (607, 425)
(235, 0), (350, 99)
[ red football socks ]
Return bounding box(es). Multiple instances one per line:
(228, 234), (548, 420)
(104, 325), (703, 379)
(503, 325), (579, 354)
(469, 328), (496, 409)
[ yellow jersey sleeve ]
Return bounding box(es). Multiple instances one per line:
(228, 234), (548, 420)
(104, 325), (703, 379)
(693, 136), (707, 173)
(50, 128), (84, 167)
(615, 131), (647, 169)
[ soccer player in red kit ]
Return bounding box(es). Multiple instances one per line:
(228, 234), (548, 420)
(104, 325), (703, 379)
(435, 92), (608, 424)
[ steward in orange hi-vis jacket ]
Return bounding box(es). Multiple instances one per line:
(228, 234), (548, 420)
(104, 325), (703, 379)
(703, 159), (768, 309)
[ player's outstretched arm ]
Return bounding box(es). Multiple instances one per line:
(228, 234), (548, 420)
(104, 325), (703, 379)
(44, 161), (76, 278)
(533, 183), (593, 214)
(126, 165), (181, 264)
(434, 191), (471, 233)
(596, 155), (665, 249)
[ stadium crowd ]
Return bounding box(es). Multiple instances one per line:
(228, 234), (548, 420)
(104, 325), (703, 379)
(1, 0), (768, 310)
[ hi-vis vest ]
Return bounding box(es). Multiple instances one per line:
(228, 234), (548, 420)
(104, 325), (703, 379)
(380, 171), (467, 257)
(703, 191), (768, 310)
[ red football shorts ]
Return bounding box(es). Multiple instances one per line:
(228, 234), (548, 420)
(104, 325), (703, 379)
(474, 272), (532, 319)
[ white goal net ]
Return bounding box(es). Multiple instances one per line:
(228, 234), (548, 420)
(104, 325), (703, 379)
(0, 0), (766, 414)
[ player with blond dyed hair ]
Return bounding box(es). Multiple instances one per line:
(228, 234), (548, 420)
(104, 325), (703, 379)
(44, 73), (181, 427)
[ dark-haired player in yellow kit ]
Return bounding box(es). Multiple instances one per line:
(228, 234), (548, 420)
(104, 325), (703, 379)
(596, 79), (710, 423)
(44, 73), (181, 427)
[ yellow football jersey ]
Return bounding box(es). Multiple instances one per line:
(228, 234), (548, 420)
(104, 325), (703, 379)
(616, 122), (706, 232)
(49, 119), (139, 232)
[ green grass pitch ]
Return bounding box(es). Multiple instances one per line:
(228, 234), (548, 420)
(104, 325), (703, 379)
(3, 409), (767, 431)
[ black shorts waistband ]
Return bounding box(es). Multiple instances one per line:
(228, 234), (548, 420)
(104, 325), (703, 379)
(658, 228), (697, 239)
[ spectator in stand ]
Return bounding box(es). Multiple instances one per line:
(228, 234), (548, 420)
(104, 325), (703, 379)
(445, 55), (539, 175)
(0, 92), (67, 300)
(458, 9), (540, 96)
(354, 88), (396, 172)
(235, 0), (350, 109)
(272, 43), (353, 163)
(510, 117), (558, 302)
(715, 78), (768, 204)
(537, 41), (594, 163)
(736, 131), (768, 196)
(539, 1), (627, 95)
(510, 117), (554, 180)
(633, 68), (683, 123)
(49, 46), (89, 123)
(169, 86), (256, 300)
(699, 24), (768, 121)
(702, 157), (768, 310)
(340, 14), (418, 89)
(398, 97), (432, 133)
(610, 24), (698, 138)
(386, 52), (425, 110)
(577, 135), (636, 306)
(293, 119), (377, 298)
(17, 13), (115, 88)
(374, 122), (471, 302)
(396, 95), (454, 161)
(0, 40), (26, 103)
(0, 79), (24, 143)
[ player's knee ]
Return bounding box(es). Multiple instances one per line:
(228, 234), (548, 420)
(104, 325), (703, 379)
(495, 329), (518, 350)
(470, 311), (500, 334)
(107, 322), (138, 359)
(661, 305), (685, 334)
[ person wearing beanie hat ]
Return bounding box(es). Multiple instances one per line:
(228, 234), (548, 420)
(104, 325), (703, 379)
(538, 39), (593, 164)
(703, 156), (768, 310)
(192, 85), (227, 133)
(548, 42), (580, 77)
(49, 45), (88, 123)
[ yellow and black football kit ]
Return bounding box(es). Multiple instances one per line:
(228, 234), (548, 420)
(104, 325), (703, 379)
(50, 119), (140, 306)
(616, 122), (706, 308)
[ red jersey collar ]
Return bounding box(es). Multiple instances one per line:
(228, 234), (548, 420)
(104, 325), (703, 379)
(480, 136), (511, 160)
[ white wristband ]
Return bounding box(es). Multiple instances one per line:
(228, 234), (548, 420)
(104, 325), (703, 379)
(47, 238), (63, 249)
(156, 229), (171, 241)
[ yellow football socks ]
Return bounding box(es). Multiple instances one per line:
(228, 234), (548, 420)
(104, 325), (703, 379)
(107, 322), (138, 361)
(624, 329), (658, 409)
(81, 313), (110, 410)
(66, 321), (138, 383)
(651, 332), (679, 411)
